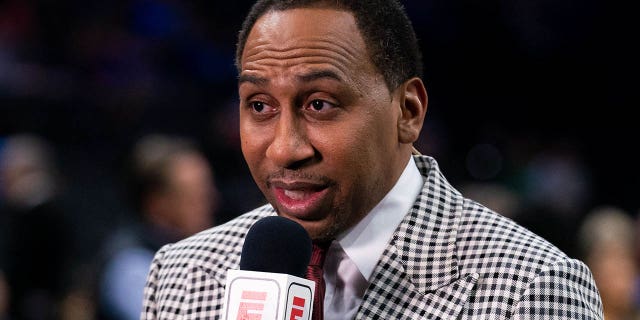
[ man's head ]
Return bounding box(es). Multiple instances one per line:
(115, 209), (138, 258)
(236, 0), (423, 91)
(237, 0), (427, 240)
(130, 135), (218, 237)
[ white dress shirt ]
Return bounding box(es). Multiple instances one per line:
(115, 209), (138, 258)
(323, 156), (423, 319)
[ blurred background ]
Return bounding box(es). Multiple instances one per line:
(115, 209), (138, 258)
(0, 0), (637, 319)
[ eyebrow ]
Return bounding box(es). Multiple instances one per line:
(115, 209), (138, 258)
(238, 74), (268, 86)
(238, 69), (343, 86)
(297, 70), (343, 83)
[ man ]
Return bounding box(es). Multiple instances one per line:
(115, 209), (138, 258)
(577, 207), (639, 320)
(0, 134), (73, 320)
(142, 0), (603, 319)
(98, 135), (218, 319)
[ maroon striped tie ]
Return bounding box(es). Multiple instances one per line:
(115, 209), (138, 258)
(306, 242), (330, 320)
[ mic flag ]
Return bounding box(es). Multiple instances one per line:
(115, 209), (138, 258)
(223, 270), (315, 320)
(223, 216), (315, 320)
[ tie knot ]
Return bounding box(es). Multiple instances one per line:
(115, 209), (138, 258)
(309, 241), (331, 267)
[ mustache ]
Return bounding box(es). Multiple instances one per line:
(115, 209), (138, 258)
(265, 169), (334, 186)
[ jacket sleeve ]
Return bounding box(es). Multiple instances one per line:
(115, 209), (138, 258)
(511, 258), (603, 319)
(140, 245), (169, 320)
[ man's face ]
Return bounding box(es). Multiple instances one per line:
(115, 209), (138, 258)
(239, 8), (409, 240)
(152, 153), (217, 237)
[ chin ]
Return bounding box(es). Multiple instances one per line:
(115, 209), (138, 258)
(304, 219), (344, 242)
(273, 205), (346, 241)
(275, 215), (330, 240)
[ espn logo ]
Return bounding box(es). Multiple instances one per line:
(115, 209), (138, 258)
(223, 270), (314, 320)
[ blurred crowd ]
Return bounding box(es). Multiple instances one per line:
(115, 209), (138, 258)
(0, 0), (636, 319)
(0, 133), (220, 320)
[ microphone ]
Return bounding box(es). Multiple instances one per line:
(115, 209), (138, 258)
(223, 216), (316, 320)
(240, 216), (312, 277)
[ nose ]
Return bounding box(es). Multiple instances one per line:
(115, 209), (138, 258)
(265, 110), (315, 169)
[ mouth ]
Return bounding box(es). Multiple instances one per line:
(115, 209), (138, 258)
(269, 180), (330, 219)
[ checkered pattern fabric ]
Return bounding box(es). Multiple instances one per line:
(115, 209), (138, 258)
(141, 155), (603, 319)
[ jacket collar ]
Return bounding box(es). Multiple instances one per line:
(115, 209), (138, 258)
(397, 155), (462, 292)
(357, 156), (478, 318)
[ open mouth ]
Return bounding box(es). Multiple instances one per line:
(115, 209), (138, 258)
(283, 189), (316, 200)
(270, 181), (330, 219)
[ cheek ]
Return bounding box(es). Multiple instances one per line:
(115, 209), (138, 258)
(313, 124), (375, 194)
(240, 127), (276, 199)
(332, 111), (395, 166)
(240, 125), (266, 164)
(329, 109), (400, 195)
(313, 125), (361, 165)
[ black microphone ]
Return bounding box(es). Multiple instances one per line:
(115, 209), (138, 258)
(223, 216), (316, 320)
(240, 216), (312, 277)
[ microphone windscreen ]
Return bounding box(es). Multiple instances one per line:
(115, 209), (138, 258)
(240, 216), (312, 278)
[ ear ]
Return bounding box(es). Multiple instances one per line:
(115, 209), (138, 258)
(397, 77), (428, 144)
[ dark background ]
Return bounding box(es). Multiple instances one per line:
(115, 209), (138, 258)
(0, 0), (637, 264)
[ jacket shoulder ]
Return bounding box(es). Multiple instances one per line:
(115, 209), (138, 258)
(141, 205), (275, 319)
(458, 197), (567, 267)
(157, 204), (275, 276)
(457, 199), (602, 318)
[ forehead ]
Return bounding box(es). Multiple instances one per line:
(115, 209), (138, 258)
(240, 8), (373, 78)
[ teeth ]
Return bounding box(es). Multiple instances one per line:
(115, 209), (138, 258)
(284, 190), (308, 200)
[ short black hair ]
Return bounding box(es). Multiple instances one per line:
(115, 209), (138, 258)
(236, 0), (423, 90)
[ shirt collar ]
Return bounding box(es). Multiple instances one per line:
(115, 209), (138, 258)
(336, 156), (423, 280)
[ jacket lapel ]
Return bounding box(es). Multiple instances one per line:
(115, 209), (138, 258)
(356, 156), (478, 319)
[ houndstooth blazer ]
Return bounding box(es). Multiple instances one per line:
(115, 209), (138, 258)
(141, 155), (603, 319)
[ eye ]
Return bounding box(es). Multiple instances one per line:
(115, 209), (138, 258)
(251, 101), (265, 112)
(307, 99), (335, 112)
(249, 100), (276, 114)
